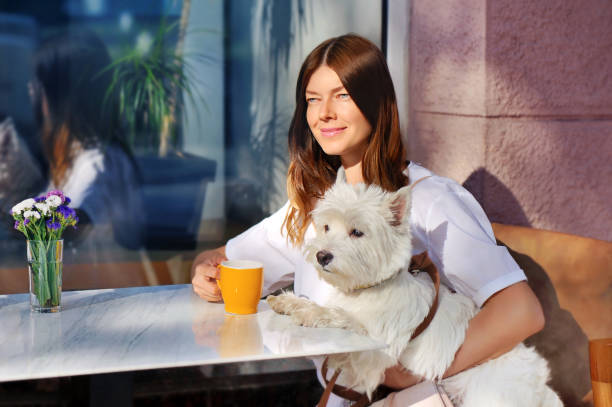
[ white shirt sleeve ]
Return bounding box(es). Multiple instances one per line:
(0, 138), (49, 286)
(58, 146), (145, 249)
(417, 181), (526, 307)
(61, 149), (108, 224)
(226, 201), (298, 296)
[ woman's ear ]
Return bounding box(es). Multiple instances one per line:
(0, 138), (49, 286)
(335, 166), (347, 184)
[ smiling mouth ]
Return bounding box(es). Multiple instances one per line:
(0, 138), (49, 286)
(320, 127), (346, 137)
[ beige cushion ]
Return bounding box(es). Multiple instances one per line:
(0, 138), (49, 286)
(492, 222), (612, 340)
(492, 222), (612, 406)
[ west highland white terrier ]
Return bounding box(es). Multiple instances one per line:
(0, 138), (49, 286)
(267, 169), (562, 406)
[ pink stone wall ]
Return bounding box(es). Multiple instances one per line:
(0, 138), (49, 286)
(407, 0), (612, 242)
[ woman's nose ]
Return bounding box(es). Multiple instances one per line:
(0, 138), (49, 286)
(319, 98), (336, 120)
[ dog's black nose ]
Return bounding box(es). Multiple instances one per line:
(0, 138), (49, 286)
(316, 250), (333, 267)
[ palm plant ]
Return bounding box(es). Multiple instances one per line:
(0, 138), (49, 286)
(103, 2), (202, 156)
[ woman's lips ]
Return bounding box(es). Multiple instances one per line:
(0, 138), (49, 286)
(320, 127), (346, 137)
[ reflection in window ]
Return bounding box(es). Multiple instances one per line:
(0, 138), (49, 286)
(0, 0), (381, 289)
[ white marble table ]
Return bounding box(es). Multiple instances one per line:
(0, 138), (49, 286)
(0, 284), (385, 382)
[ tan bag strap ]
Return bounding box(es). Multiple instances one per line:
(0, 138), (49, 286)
(408, 251), (441, 340)
(317, 252), (441, 406)
(319, 357), (370, 405)
(317, 361), (342, 407)
(410, 175), (432, 190)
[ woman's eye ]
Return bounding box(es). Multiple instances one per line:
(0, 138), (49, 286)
(324, 224), (329, 233)
(337, 93), (350, 100)
(306, 97), (319, 104)
(350, 229), (364, 238)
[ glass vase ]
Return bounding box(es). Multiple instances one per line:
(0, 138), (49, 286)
(27, 239), (63, 313)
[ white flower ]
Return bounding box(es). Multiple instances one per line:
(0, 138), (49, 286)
(34, 203), (50, 216)
(46, 195), (62, 208)
(23, 210), (41, 220)
(11, 198), (36, 215)
(22, 198), (36, 209)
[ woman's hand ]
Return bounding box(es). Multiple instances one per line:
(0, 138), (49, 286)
(383, 364), (422, 389)
(191, 246), (227, 302)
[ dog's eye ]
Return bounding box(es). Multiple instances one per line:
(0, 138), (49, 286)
(350, 228), (364, 238)
(324, 224), (329, 233)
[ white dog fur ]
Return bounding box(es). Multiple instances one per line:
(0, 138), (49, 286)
(267, 168), (562, 406)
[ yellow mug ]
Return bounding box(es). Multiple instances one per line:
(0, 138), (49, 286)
(217, 260), (264, 315)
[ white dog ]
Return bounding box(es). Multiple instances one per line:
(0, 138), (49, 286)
(267, 169), (562, 406)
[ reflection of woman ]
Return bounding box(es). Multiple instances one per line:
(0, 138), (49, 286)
(192, 34), (544, 405)
(31, 30), (143, 250)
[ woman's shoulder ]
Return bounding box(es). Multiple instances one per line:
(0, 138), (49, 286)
(63, 148), (104, 182)
(75, 143), (135, 171)
(404, 162), (484, 226)
(405, 162), (465, 201)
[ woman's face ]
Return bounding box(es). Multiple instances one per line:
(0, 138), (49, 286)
(305, 65), (372, 166)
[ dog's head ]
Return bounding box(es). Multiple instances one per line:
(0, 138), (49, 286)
(306, 168), (413, 292)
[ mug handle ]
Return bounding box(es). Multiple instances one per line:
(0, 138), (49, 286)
(216, 264), (222, 292)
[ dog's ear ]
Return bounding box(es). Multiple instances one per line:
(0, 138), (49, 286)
(335, 166), (347, 184)
(388, 186), (411, 227)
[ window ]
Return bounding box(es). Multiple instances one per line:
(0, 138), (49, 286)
(0, 0), (382, 288)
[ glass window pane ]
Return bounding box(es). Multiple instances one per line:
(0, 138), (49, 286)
(0, 0), (382, 290)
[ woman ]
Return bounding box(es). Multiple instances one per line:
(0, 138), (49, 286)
(31, 29), (143, 251)
(192, 34), (544, 404)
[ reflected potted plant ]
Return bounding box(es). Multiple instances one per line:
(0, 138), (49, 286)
(104, 6), (215, 250)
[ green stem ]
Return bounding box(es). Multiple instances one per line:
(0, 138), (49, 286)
(29, 242), (45, 307)
(29, 240), (62, 308)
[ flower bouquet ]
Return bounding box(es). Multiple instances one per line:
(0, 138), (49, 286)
(10, 191), (78, 312)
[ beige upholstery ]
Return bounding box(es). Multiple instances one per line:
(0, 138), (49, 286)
(492, 222), (612, 407)
(492, 223), (612, 340)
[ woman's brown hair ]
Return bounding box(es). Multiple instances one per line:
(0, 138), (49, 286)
(33, 30), (123, 187)
(283, 34), (408, 246)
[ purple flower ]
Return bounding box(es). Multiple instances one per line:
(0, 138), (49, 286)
(46, 220), (61, 230)
(34, 196), (46, 203)
(24, 218), (30, 226)
(64, 197), (71, 205)
(46, 190), (66, 204)
(14, 220), (20, 230)
(57, 205), (76, 220)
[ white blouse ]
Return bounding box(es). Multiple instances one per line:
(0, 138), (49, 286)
(227, 162), (527, 407)
(226, 162), (526, 308)
(46, 144), (144, 254)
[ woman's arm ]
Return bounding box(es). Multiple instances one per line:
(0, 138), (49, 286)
(383, 281), (545, 388)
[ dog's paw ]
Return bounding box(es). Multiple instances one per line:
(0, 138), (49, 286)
(266, 295), (286, 315)
(290, 307), (366, 333)
(266, 292), (302, 315)
(289, 307), (322, 328)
